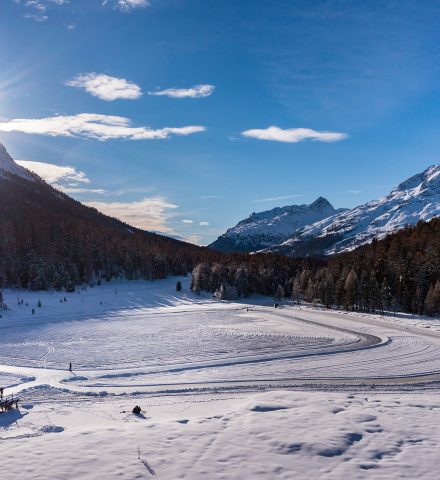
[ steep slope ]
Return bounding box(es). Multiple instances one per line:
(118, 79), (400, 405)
(0, 143), (216, 290)
(210, 197), (340, 252)
(0, 142), (37, 181)
(269, 164), (440, 256)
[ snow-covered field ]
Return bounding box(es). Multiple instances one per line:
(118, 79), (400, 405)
(1, 277), (440, 479)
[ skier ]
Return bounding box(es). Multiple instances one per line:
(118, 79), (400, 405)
(0, 387), (3, 399)
(69, 362), (72, 372)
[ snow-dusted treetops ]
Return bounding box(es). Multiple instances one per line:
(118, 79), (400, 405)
(210, 164), (440, 257)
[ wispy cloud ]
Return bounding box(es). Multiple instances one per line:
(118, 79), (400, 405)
(19, 0), (148, 22)
(254, 194), (304, 203)
(16, 159), (107, 195)
(200, 195), (225, 199)
(16, 160), (89, 184)
(0, 113), (206, 141)
(84, 197), (178, 233)
(169, 233), (203, 245)
(183, 235), (202, 245)
(103, 0), (150, 11)
(24, 12), (48, 22)
(148, 84), (215, 99)
(182, 219), (193, 224)
(66, 73), (142, 101)
(241, 126), (348, 143)
(199, 221), (210, 226)
(56, 186), (107, 195)
(18, 0), (68, 22)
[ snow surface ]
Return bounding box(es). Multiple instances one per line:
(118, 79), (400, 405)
(1, 277), (440, 479)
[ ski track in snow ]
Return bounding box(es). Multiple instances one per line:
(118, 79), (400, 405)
(1, 277), (440, 397)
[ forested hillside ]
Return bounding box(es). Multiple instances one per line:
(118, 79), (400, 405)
(0, 170), (221, 290)
(192, 219), (440, 316)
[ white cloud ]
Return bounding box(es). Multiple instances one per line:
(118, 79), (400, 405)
(103, 0), (150, 11)
(16, 160), (89, 184)
(55, 186), (107, 195)
(19, 0), (146, 21)
(16, 159), (107, 195)
(241, 126), (348, 143)
(199, 221), (210, 226)
(84, 197), (177, 233)
(0, 113), (206, 141)
(182, 219), (194, 224)
(148, 84), (215, 99)
(18, 0), (68, 22)
(254, 194), (304, 203)
(183, 235), (202, 245)
(66, 73), (142, 101)
(24, 12), (48, 21)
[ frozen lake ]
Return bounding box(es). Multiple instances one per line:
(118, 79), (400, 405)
(1, 277), (440, 479)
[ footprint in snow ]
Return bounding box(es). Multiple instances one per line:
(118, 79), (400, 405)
(40, 425), (64, 433)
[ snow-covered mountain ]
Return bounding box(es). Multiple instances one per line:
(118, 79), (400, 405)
(0, 142), (37, 182)
(210, 164), (440, 257)
(267, 164), (440, 257)
(209, 197), (341, 252)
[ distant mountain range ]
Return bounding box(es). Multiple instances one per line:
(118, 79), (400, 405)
(210, 197), (346, 253)
(210, 164), (440, 257)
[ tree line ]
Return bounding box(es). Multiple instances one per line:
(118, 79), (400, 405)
(191, 218), (440, 316)
(0, 173), (222, 291)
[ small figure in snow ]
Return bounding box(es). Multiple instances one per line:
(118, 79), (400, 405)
(69, 362), (72, 372)
(132, 405), (142, 415)
(0, 387), (4, 399)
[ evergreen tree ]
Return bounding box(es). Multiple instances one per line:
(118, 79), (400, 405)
(274, 284), (285, 301)
(235, 267), (249, 297)
(344, 269), (359, 310)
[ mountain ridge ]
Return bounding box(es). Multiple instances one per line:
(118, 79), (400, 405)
(210, 164), (440, 257)
(210, 196), (341, 253)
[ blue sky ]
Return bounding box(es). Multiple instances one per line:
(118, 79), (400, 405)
(1, 0), (440, 244)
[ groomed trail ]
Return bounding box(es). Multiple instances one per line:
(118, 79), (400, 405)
(1, 278), (440, 398)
